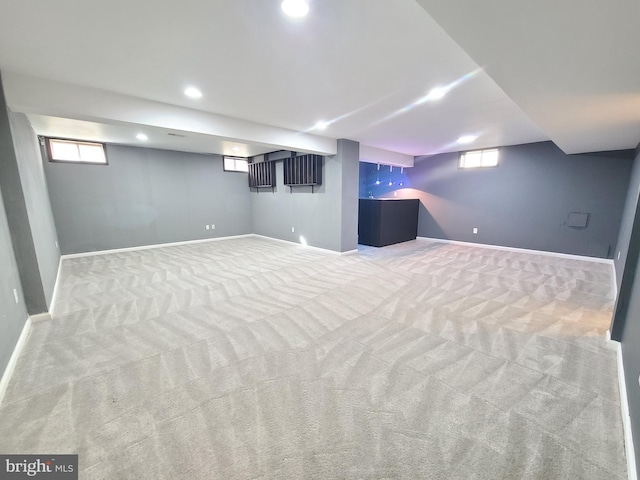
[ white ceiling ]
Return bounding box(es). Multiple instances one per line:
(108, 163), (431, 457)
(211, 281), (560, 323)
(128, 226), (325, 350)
(414, 0), (640, 154)
(0, 0), (636, 159)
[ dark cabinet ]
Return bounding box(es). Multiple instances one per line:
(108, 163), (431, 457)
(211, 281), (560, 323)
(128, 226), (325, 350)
(358, 198), (419, 247)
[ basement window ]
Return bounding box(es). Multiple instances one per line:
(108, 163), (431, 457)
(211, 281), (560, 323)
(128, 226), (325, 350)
(223, 156), (249, 173)
(46, 138), (107, 165)
(459, 148), (499, 169)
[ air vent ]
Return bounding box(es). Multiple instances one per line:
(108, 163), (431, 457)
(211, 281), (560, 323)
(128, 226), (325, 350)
(248, 162), (276, 189)
(284, 154), (323, 188)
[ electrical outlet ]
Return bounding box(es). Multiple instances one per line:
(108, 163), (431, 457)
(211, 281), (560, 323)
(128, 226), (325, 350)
(291, 227), (295, 233)
(393, 191), (398, 197)
(211, 224), (215, 230)
(473, 227), (478, 234)
(206, 225), (210, 230)
(13, 288), (18, 304)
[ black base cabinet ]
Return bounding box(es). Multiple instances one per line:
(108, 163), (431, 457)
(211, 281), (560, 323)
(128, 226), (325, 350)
(358, 198), (419, 247)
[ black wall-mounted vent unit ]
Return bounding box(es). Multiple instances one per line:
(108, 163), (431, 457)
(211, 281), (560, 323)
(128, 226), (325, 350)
(283, 154), (323, 190)
(248, 161), (276, 189)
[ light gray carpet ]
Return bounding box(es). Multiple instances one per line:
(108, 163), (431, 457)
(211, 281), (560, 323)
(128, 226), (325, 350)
(0, 236), (627, 479)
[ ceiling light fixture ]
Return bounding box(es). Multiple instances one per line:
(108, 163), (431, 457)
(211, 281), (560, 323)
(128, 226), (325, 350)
(136, 133), (148, 141)
(415, 86), (449, 105)
(314, 121), (329, 131)
(184, 86), (203, 99)
(281, 0), (309, 18)
(457, 135), (478, 144)
(426, 87), (448, 101)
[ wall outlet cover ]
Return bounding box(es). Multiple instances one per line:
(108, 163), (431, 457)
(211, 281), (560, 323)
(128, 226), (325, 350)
(206, 225), (210, 230)
(567, 212), (589, 228)
(473, 228), (478, 234)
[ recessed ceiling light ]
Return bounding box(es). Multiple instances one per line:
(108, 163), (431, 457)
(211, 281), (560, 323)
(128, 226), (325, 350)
(457, 135), (478, 144)
(184, 86), (203, 99)
(415, 86), (450, 105)
(136, 133), (148, 141)
(427, 87), (448, 101)
(281, 0), (309, 18)
(314, 121), (329, 131)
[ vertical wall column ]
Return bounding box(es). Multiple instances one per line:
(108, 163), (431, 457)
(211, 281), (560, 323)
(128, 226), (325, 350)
(337, 138), (359, 252)
(609, 144), (640, 478)
(249, 140), (360, 253)
(0, 75), (47, 314)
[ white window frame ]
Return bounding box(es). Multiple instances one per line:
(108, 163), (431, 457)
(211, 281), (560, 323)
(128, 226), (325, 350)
(459, 148), (499, 169)
(223, 156), (249, 173)
(46, 137), (108, 165)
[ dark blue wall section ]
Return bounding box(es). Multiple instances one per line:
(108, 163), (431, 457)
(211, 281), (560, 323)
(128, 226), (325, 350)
(360, 141), (633, 258)
(614, 148), (640, 287)
(610, 144), (640, 477)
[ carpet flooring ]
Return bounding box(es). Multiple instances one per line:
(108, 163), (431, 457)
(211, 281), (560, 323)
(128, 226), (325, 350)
(0, 236), (627, 479)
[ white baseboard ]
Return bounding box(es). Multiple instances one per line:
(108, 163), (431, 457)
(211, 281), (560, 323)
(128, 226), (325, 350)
(612, 264), (619, 303)
(60, 234), (352, 260)
(416, 236), (614, 265)
(29, 312), (51, 323)
(612, 339), (638, 480)
(605, 330), (617, 350)
(0, 317), (32, 407)
(252, 234), (347, 255)
(48, 256), (63, 316)
(61, 234), (255, 259)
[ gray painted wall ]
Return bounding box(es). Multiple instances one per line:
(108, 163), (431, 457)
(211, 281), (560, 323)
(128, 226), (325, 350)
(614, 146), (640, 288)
(0, 77), (53, 384)
(9, 112), (60, 307)
(0, 86), (47, 314)
(0, 188), (29, 381)
(610, 144), (640, 477)
(250, 155), (343, 251)
(361, 141), (633, 258)
(620, 273), (640, 480)
(250, 140), (359, 253)
(338, 139), (360, 252)
(44, 145), (252, 254)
